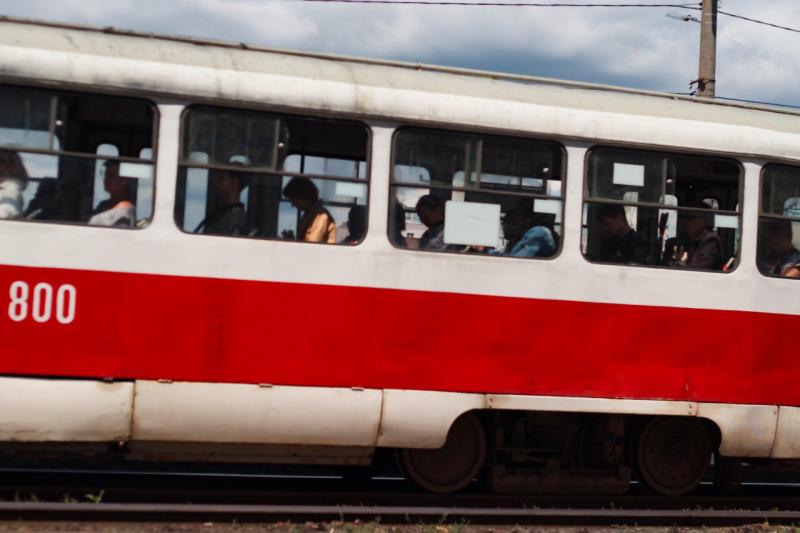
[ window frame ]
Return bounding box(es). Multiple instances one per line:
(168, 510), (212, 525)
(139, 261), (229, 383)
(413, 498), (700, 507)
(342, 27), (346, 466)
(581, 143), (745, 273)
(757, 162), (800, 280)
(175, 103), (372, 245)
(388, 125), (568, 260)
(0, 82), (160, 230)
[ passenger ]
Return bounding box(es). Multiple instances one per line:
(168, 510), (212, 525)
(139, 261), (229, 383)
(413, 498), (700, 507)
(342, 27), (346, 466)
(415, 194), (447, 251)
(23, 178), (57, 220)
(759, 219), (800, 278)
(194, 168), (249, 236)
(342, 205), (366, 244)
(89, 161), (136, 227)
(595, 204), (649, 264)
(501, 209), (556, 258)
(0, 149), (28, 219)
(388, 199), (407, 247)
(282, 177), (336, 244)
(662, 202), (722, 270)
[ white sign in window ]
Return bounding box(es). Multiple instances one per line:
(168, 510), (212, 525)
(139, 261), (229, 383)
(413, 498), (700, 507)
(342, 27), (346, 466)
(612, 163), (645, 187)
(714, 214), (739, 229)
(533, 199), (561, 216)
(443, 201), (501, 248)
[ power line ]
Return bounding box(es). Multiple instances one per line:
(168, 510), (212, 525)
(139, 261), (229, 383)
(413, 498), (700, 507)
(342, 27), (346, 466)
(718, 9), (800, 35)
(674, 92), (800, 109)
(292, 1), (701, 8)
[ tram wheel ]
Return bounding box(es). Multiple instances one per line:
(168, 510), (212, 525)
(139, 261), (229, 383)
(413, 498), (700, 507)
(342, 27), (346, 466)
(398, 412), (486, 493)
(636, 416), (711, 496)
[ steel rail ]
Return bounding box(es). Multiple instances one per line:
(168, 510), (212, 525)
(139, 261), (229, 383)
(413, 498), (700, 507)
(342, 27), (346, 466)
(2, 501), (800, 526)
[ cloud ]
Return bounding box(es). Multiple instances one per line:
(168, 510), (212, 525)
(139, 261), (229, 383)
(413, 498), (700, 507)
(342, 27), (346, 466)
(2, 0), (799, 105)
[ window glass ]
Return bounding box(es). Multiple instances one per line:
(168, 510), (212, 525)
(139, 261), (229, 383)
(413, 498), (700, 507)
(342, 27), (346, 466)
(390, 127), (563, 258)
(757, 164), (800, 279)
(176, 107), (369, 245)
(583, 146), (741, 272)
(183, 107), (281, 169)
(0, 84), (155, 228)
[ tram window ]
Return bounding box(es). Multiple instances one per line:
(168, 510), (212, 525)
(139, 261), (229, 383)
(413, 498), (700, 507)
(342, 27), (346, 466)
(390, 128), (564, 258)
(582, 146), (741, 272)
(0, 84), (156, 228)
(757, 164), (800, 279)
(175, 106), (369, 244)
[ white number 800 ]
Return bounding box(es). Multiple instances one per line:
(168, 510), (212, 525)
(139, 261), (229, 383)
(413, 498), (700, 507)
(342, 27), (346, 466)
(8, 281), (76, 324)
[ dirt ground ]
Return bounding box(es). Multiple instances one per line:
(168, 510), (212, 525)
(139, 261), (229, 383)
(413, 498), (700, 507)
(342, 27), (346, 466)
(0, 521), (793, 533)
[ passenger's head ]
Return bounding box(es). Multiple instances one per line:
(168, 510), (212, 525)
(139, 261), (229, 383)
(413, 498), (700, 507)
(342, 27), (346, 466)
(415, 194), (445, 229)
(212, 168), (248, 202)
(596, 204), (630, 237)
(103, 161), (134, 202)
(347, 205), (366, 241)
(283, 177), (319, 211)
(683, 201), (715, 240)
(502, 208), (532, 241)
(762, 219), (796, 254)
(0, 149), (28, 184)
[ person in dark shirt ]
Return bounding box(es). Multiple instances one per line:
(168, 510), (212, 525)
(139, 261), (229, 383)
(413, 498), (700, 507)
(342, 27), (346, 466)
(194, 169), (249, 236)
(416, 194), (447, 251)
(662, 203), (722, 270)
(759, 218), (800, 278)
(595, 204), (649, 264)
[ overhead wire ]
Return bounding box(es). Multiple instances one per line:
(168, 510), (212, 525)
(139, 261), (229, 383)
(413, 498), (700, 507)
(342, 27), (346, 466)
(291, 1), (800, 35)
(291, 1), (701, 7)
(717, 10), (800, 35)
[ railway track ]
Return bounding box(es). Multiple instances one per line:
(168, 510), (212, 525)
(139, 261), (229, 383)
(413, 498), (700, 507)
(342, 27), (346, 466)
(3, 467), (800, 527)
(2, 501), (800, 526)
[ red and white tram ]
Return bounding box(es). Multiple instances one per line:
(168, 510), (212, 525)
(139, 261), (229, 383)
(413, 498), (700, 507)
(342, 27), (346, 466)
(1, 17), (799, 496)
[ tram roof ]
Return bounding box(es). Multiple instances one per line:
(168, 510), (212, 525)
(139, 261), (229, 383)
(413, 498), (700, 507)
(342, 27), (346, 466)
(1, 15), (799, 137)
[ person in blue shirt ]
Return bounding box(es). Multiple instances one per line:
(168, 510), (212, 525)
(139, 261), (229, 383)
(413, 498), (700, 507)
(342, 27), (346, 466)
(501, 208), (557, 258)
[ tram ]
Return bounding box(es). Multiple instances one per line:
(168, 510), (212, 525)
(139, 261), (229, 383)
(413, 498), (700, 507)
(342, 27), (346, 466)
(1, 17), (799, 496)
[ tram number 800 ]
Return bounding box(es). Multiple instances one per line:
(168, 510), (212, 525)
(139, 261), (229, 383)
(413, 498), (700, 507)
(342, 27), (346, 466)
(7, 281), (77, 325)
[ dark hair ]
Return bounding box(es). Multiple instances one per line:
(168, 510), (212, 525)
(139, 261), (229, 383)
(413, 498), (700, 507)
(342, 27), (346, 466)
(347, 205), (367, 241)
(415, 194), (444, 213)
(103, 160), (121, 173)
(283, 177), (319, 202)
(596, 203), (626, 220)
(0, 149), (29, 183)
(685, 200), (714, 227)
(763, 218), (793, 240)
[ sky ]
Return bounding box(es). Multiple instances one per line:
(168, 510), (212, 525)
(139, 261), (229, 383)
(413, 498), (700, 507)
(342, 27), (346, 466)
(2, 0), (799, 106)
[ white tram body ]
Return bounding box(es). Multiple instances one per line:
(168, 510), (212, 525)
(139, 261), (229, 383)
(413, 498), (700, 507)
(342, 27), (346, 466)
(0, 17), (799, 495)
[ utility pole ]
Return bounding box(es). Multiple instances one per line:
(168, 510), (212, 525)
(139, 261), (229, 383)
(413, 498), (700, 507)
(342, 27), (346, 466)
(696, 0), (718, 97)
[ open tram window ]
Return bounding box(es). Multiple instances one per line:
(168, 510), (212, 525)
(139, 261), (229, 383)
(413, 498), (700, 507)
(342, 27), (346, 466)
(390, 127), (564, 258)
(757, 164), (800, 279)
(0, 84), (155, 228)
(582, 146), (741, 272)
(175, 106), (369, 244)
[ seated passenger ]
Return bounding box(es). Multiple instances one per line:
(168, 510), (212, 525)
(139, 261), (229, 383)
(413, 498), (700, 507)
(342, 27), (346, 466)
(0, 149), (28, 219)
(194, 168), (249, 236)
(388, 199), (407, 247)
(595, 204), (649, 264)
(23, 178), (57, 220)
(662, 203), (722, 270)
(89, 161), (135, 227)
(501, 209), (556, 258)
(342, 205), (366, 244)
(759, 219), (800, 278)
(282, 177), (336, 244)
(415, 194), (448, 251)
